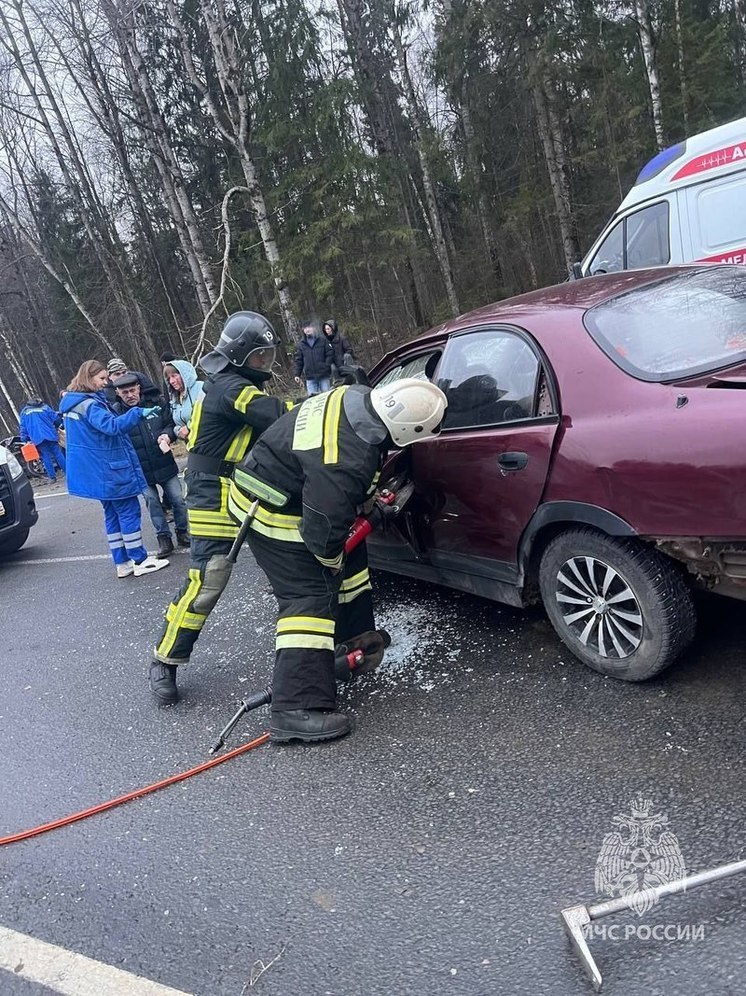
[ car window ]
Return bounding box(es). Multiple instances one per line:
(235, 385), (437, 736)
(588, 201), (670, 274)
(585, 266), (746, 381)
(437, 329), (541, 430)
(376, 350), (441, 387)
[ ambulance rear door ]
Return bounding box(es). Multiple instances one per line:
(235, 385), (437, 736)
(680, 168), (746, 266)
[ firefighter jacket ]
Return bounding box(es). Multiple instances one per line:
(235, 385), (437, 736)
(184, 367), (291, 540)
(231, 385), (388, 569)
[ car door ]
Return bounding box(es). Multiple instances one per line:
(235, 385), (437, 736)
(406, 326), (560, 583)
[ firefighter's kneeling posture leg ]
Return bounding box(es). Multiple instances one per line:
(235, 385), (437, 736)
(247, 528), (339, 712)
(153, 537), (234, 665)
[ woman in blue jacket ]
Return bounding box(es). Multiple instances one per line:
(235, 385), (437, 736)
(60, 360), (170, 578)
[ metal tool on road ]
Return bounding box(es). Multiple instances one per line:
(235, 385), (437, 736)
(561, 857), (746, 991)
(208, 631), (392, 754)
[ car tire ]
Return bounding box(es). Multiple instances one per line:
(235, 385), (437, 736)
(538, 528), (696, 681)
(0, 529), (29, 556)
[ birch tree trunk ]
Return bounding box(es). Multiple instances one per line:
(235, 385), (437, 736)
(163, 0), (298, 341)
(0, 372), (20, 423)
(391, 21), (460, 317)
(673, 0), (689, 131)
(635, 0), (665, 149)
(103, 0), (218, 320)
(734, 0), (746, 86)
(526, 46), (580, 271)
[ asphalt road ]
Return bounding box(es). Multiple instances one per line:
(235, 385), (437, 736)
(1, 483), (744, 996)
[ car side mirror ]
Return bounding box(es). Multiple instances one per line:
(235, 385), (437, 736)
(569, 262), (584, 281)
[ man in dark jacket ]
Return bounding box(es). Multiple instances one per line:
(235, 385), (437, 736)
(322, 320), (355, 381)
(293, 320), (333, 396)
(105, 357), (157, 405)
(19, 398), (66, 482)
(112, 373), (189, 557)
(150, 311), (291, 705)
(228, 377), (447, 744)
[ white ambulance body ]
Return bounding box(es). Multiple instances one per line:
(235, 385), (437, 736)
(581, 116), (746, 276)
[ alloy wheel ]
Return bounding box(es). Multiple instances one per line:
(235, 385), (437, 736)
(555, 555), (644, 659)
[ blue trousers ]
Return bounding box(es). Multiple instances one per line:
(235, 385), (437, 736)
(101, 496), (148, 564)
(37, 439), (66, 480)
(144, 476), (188, 536)
(306, 377), (331, 396)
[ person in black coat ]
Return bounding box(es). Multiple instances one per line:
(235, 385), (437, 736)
(293, 320), (333, 395)
(322, 319), (355, 381)
(112, 373), (189, 557)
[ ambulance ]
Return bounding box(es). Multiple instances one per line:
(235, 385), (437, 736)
(579, 115), (746, 276)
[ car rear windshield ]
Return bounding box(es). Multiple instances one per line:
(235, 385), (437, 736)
(584, 267), (746, 381)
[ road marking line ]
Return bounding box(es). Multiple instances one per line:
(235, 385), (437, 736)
(11, 555), (112, 564)
(33, 491), (70, 498)
(0, 925), (192, 995)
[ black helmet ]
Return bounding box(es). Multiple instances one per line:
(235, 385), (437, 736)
(199, 311), (279, 377)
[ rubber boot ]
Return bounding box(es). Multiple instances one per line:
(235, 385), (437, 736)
(149, 661), (178, 704)
(269, 709), (351, 744)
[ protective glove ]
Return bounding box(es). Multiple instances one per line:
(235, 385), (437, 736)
(334, 629), (391, 682)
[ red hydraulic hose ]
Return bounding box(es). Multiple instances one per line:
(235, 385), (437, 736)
(0, 732), (270, 847)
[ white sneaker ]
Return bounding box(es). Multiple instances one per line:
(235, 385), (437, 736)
(133, 555), (170, 576)
(116, 561), (135, 579)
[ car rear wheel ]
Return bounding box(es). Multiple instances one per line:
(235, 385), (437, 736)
(538, 528), (696, 681)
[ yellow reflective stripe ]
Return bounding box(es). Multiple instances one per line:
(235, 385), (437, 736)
(228, 484), (255, 515)
(323, 388), (344, 465)
(225, 425), (253, 462)
(187, 510), (235, 526)
(157, 569), (203, 656)
(234, 385), (262, 413)
(189, 524), (237, 539)
(338, 583), (372, 604)
(316, 551), (344, 569)
(284, 400), (294, 411)
(254, 506), (302, 528)
(186, 398), (204, 451)
(340, 568), (370, 591)
(277, 616), (335, 635)
(276, 634), (336, 651)
(249, 519), (303, 542)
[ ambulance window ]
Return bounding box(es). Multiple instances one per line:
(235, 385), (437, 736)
(625, 201), (669, 267)
(589, 202), (670, 274)
(589, 220), (624, 275)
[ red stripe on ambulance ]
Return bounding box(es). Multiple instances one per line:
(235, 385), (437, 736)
(672, 141), (746, 180)
(697, 249), (746, 265)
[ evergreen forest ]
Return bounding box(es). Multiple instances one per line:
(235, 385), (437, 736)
(0, 0), (744, 424)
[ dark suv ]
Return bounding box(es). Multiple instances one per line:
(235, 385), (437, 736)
(0, 443), (38, 556)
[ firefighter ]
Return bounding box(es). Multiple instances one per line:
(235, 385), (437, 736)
(228, 377), (447, 744)
(150, 311), (291, 704)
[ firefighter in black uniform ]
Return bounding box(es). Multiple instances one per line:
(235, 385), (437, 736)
(228, 377), (447, 743)
(150, 311), (291, 704)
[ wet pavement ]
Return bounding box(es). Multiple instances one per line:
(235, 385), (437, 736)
(0, 485), (744, 995)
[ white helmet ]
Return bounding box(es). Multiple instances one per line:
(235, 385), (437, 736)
(369, 377), (447, 447)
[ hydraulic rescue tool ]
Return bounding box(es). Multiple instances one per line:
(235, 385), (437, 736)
(209, 475), (414, 754)
(561, 856), (746, 991)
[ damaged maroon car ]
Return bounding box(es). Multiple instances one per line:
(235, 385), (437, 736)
(367, 265), (746, 680)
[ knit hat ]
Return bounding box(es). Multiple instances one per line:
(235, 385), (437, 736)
(107, 357), (127, 375)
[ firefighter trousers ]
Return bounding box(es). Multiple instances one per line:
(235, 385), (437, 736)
(153, 536), (234, 664)
(247, 527), (375, 712)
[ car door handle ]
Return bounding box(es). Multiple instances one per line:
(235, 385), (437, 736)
(497, 451), (528, 471)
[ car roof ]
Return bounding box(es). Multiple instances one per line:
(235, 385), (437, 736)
(401, 265), (718, 351)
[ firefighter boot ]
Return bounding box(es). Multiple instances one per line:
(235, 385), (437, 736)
(269, 710), (351, 744)
(149, 661), (179, 705)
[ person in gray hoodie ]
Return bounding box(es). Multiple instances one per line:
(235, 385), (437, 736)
(164, 359), (204, 440)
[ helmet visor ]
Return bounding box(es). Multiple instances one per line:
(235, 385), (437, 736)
(246, 345), (277, 372)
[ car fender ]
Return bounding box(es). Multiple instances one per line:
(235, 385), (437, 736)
(518, 501), (637, 583)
